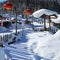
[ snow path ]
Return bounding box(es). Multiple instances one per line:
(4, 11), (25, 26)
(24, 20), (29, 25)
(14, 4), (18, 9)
(4, 24), (51, 60)
(4, 24), (36, 60)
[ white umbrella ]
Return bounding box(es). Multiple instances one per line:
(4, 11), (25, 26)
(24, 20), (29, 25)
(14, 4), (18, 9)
(32, 9), (57, 18)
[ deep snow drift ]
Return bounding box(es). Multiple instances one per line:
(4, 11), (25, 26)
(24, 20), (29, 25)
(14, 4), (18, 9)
(27, 30), (60, 60)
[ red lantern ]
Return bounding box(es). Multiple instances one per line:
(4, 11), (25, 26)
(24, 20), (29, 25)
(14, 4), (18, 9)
(24, 9), (31, 15)
(4, 2), (13, 10)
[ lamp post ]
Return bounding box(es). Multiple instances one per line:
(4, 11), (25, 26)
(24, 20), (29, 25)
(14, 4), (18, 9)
(14, 6), (18, 35)
(3, 2), (18, 35)
(3, 2), (13, 27)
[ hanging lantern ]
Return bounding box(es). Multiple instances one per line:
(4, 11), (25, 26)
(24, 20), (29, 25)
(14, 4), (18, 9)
(4, 2), (13, 11)
(24, 9), (31, 15)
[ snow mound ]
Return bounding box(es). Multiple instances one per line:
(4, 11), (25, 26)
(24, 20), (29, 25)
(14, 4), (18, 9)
(33, 30), (60, 60)
(53, 30), (60, 39)
(0, 47), (7, 60)
(27, 31), (52, 50)
(27, 30), (60, 60)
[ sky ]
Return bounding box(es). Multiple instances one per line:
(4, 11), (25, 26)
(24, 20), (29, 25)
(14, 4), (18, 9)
(0, 0), (6, 2)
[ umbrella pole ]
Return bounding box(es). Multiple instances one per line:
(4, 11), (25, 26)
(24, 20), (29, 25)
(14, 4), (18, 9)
(49, 16), (51, 31)
(15, 12), (17, 35)
(44, 15), (46, 30)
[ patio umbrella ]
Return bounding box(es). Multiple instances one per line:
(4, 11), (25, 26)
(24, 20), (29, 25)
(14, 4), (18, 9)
(32, 9), (57, 30)
(32, 9), (57, 18)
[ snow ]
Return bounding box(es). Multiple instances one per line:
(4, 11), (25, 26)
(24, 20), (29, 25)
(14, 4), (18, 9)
(10, 23), (22, 29)
(27, 30), (60, 60)
(3, 14), (10, 18)
(0, 26), (7, 33)
(0, 23), (60, 60)
(27, 31), (52, 49)
(0, 47), (8, 60)
(11, 17), (15, 20)
(51, 14), (60, 23)
(0, 19), (11, 22)
(33, 9), (57, 18)
(32, 21), (50, 31)
(11, 15), (26, 21)
(0, 13), (60, 60)
(53, 30), (60, 40)
(32, 22), (43, 26)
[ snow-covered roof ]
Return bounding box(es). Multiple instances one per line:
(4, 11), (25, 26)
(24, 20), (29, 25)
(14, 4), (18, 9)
(0, 20), (11, 22)
(2, 14), (10, 18)
(32, 9), (57, 18)
(51, 15), (60, 23)
(53, 30), (60, 39)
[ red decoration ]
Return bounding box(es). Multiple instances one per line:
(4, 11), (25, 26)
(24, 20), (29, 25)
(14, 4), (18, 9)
(4, 3), (13, 10)
(46, 15), (50, 19)
(25, 9), (31, 15)
(0, 22), (3, 26)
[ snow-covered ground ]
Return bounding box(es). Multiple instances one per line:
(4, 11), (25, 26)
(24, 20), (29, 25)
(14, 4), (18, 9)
(0, 12), (60, 60)
(0, 21), (60, 60)
(26, 30), (60, 60)
(3, 23), (60, 60)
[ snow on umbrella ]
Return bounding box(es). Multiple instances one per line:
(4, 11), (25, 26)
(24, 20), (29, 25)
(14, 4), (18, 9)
(32, 9), (57, 18)
(32, 9), (58, 30)
(51, 15), (60, 23)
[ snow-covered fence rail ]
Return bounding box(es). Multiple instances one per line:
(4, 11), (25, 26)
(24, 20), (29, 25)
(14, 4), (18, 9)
(0, 33), (15, 46)
(0, 29), (23, 46)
